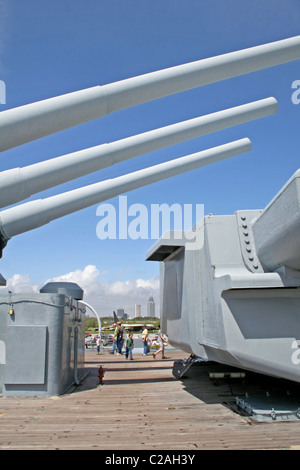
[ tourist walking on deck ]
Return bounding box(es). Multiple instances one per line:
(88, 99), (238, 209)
(125, 333), (134, 360)
(110, 323), (117, 354)
(153, 331), (168, 359)
(142, 325), (148, 355)
(116, 322), (124, 355)
(96, 336), (101, 355)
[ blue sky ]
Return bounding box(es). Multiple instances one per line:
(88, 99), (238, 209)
(0, 0), (299, 316)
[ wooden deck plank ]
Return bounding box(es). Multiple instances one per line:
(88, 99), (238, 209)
(1, 350), (300, 450)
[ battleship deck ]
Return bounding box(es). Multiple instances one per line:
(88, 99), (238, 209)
(0, 349), (300, 450)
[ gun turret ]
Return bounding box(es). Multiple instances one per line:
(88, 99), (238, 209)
(252, 170), (300, 272)
(0, 35), (299, 153)
(147, 170), (300, 384)
(0, 138), (251, 252)
(0, 97), (277, 208)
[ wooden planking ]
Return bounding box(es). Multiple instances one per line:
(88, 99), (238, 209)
(1, 350), (300, 450)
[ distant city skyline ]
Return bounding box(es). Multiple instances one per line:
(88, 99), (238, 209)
(113, 296), (156, 319)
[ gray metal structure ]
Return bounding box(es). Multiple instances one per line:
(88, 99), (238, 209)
(0, 282), (86, 396)
(146, 170), (300, 384)
(0, 36), (299, 394)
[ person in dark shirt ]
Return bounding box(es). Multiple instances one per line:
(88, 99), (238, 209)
(116, 322), (124, 355)
(125, 333), (134, 360)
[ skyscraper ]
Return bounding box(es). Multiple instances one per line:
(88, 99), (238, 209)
(117, 307), (125, 318)
(134, 304), (141, 318)
(147, 295), (155, 317)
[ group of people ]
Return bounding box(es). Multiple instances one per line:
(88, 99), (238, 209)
(110, 321), (134, 360)
(110, 322), (168, 360)
(110, 322), (128, 356)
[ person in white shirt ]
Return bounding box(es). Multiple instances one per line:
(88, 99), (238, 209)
(153, 331), (168, 359)
(142, 326), (148, 355)
(96, 336), (101, 355)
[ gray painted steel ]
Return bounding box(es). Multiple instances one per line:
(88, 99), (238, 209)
(0, 36), (300, 392)
(40, 281), (84, 300)
(0, 283), (86, 396)
(0, 97), (276, 208)
(252, 170), (300, 272)
(0, 139), (251, 246)
(0, 35), (298, 153)
(147, 170), (300, 384)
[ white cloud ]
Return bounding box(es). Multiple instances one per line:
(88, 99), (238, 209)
(0, 273), (40, 294)
(47, 264), (101, 296)
(94, 276), (159, 316)
(0, 265), (160, 317)
(50, 265), (160, 316)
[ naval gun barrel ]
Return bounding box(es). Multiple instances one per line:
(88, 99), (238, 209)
(0, 138), (251, 249)
(0, 97), (277, 208)
(0, 36), (299, 152)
